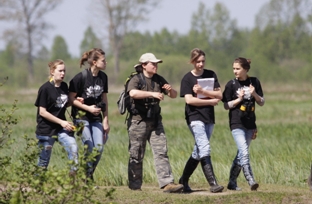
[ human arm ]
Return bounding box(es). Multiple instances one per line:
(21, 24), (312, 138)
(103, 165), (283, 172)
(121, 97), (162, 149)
(193, 84), (222, 100)
(129, 89), (165, 101)
(249, 84), (265, 106)
(223, 89), (244, 110)
(38, 106), (74, 131)
(162, 84), (177, 98)
(101, 93), (110, 134)
(184, 94), (220, 106)
(69, 92), (101, 115)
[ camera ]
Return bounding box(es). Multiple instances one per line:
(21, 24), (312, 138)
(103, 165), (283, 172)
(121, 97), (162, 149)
(96, 101), (106, 112)
(239, 100), (255, 118)
(146, 104), (154, 119)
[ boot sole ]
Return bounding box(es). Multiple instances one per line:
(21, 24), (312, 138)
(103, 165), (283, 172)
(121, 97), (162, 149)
(163, 186), (184, 193)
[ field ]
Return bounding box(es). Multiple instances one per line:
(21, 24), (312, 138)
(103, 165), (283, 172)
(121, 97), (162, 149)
(1, 82), (312, 203)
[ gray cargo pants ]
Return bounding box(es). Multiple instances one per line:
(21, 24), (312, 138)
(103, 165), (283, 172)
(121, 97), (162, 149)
(127, 118), (174, 189)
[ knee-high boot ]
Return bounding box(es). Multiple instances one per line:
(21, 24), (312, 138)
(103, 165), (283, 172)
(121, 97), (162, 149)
(179, 156), (199, 192)
(227, 163), (242, 191)
(242, 164), (259, 191)
(200, 156), (224, 193)
(308, 164), (312, 191)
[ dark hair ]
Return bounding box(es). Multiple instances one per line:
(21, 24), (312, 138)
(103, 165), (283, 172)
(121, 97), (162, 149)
(190, 48), (205, 64)
(79, 48), (105, 68)
(233, 57), (251, 70)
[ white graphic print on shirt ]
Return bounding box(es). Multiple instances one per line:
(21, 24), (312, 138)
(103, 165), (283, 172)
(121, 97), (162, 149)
(55, 94), (68, 108)
(86, 85), (103, 98)
(236, 86), (251, 100)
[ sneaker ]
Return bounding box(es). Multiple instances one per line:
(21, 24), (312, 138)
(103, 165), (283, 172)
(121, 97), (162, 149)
(163, 183), (183, 193)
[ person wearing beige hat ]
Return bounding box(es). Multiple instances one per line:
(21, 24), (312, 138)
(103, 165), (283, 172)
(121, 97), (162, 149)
(126, 53), (183, 193)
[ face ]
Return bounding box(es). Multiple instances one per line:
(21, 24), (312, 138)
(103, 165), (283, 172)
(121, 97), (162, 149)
(233, 62), (248, 80)
(143, 62), (158, 75)
(52, 64), (66, 82)
(93, 55), (107, 70)
(193, 55), (205, 71)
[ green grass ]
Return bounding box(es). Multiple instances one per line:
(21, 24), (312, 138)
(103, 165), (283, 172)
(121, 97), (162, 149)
(1, 85), (312, 203)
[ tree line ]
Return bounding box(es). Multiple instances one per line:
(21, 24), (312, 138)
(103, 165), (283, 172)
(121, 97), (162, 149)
(0, 0), (311, 88)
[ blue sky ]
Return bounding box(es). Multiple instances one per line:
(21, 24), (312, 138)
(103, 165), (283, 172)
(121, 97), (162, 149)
(0, 0), (269, 57)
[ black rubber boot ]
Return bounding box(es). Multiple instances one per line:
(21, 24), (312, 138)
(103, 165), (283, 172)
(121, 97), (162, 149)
(200, 156), (224, 193)
(308, 164), (312, 191)
(242, 164), (259, 191)
(227, 163), (242, 191)
(179, 156), (199, 192)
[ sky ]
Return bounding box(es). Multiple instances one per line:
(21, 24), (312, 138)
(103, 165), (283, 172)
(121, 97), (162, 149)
(0, 0), (269, 57)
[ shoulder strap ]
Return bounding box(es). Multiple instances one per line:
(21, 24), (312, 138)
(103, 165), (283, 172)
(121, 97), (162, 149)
(153, 74), (163, 92)
(78, 69), (88, 96)
(137, 72), (146, 90)
(82, 69), (88, 86)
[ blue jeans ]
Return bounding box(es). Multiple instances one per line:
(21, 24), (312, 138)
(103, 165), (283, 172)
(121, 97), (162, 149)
(37, 130), (78, 171)
(76, 120), (107, 173)
(231, 128), (254, 166)
(188, 121), (214, 160)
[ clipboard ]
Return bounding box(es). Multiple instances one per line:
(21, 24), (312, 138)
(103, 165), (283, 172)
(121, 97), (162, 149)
(197, 78), (214, 99)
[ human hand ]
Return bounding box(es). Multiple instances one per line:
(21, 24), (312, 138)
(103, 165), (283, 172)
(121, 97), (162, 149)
(238, 89), (244, 100)
(249, 84), (255, 96)
(76, 97), (84, 104)
(89, 105), (102, 116)
(193, 84), (202, 94)
(162, 84), (172, 92)
(152, 92), (164, 100)
(209, 98), (220, 106)
(61, 120), (74, 131)
(252, 129), (257, 140)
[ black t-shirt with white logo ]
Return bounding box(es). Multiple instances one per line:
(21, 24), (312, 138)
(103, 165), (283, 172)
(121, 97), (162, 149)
(35, 81), (69, 136)
(69, 69), (108, 122)
(222, 77), (263, 130)
(180, 69), (220, 125)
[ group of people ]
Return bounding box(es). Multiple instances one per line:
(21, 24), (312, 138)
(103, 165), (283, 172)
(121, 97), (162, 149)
(34, 47), (265, 193)
(35, 48), (109, 181)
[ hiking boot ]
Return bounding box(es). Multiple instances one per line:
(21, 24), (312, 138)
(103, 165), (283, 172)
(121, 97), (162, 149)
(200, 156), (224, 193)
(163, 183), (183, 193)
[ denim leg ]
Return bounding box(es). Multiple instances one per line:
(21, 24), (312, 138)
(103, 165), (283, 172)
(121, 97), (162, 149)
(57, 130), (78, 171)
(231, 128), (253, 166)
(36, 135), (56, 168)
(188, 121), (214, 160)
(90, 121), (104, 169)
(76, 120), (104, 172)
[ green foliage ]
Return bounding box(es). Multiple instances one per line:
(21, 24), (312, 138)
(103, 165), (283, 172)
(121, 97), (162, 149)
(0, 80), (115, 204)
(0, 1), (312, 86)
(80, 27), (103, 57)
(50, 35), (71, 61)
(0, 77), (18, 148)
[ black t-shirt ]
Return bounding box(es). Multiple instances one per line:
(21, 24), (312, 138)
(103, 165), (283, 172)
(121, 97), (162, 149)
(69, 69), (108, 122)
(35, 81), (69, 136)
(180, 69), (220, 125)
(222, 77), (263, 130)
(127, 73), (168, 120)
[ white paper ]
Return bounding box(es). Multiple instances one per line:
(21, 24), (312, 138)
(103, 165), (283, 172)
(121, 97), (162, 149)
(197, 78), (214, 98)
